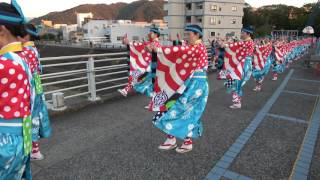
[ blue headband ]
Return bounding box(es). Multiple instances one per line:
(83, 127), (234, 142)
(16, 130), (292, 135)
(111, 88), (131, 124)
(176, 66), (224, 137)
(242, 28), (254, 34)
(26, 28), (39, 37)
(150, 28), (160, 35)
(185, 26), (203, 36)
(0, 0), (26, 25)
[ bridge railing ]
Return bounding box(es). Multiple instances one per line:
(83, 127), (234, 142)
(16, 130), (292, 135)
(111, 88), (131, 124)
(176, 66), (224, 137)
(40, 52), (129, 108)
(40, 47), (213, 110)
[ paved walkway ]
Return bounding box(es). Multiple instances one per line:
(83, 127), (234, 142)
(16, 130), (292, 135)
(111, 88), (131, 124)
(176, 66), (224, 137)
(32, 59), (319, 180)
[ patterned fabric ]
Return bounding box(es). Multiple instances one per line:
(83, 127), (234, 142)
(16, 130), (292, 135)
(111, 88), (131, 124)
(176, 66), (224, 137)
(224, 56), (253, 97)
(253, 56), (272, 81)
(232, 92), (241, 104)
(23, 44), (52, 141)
(218, 40), (254, 81)
(253, 43), (272, 71)
(152, 71), (208, 140)
(0, 131), (29, 180)
(0, 42), (34, 180)
(22, 116), (32, 155)
(0, 52), (31, 119)
(151, 41), (208, 112)
(133, 72), (154, 97)
(121, 40), (161, 95)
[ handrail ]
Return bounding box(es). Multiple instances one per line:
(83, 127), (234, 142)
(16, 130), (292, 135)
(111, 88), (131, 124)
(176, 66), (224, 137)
(40, 46), (213, 110)
(40, 52), (127, 61)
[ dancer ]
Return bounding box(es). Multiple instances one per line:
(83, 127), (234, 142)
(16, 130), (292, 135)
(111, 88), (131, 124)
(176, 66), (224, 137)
(20, 23), (51, 160)
(118, 26), (161, 98)
(0, 1), (33, 179)
(252, 38), (273, 91)
(150, 24), (209, 153)
(271, 40), (286, 81)
(218, 26), (255, 109)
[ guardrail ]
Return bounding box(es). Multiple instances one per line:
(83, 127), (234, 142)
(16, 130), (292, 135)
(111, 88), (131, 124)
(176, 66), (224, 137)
(40, 47), (213, 110)
(40, 52), (129, 107)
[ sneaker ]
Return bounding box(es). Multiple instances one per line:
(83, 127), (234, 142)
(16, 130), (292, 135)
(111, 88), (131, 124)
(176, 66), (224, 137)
(176, 140), (193, 153)
(118, 89), (127, 97)
(230, 103), (241, 109)
(272, 77), (278, 81)
(158, 137), (177, 151)
(31, 151), (44, 161)
(253, 86), (261, 92)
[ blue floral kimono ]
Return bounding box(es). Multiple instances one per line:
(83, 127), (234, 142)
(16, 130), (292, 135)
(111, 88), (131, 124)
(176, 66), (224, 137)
(151, 41), (209, 140)
(225, 56), (253, 96)
(153, 71), (209, 140)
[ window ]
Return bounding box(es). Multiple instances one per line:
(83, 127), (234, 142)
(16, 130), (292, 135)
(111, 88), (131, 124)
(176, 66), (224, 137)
(210, 17), (217, 25)
(231, 19), (236, 24)
(232, 6), (237, 11)
(196, 17), (202, 23)
(186, 16), (191, 23)
(196, 3), (203, 9)
(211, 5), (217, 11)
(218, 20), (221, 24)
(117, 36), (124, 41)
(219, 7), (222, 11)
(211, 32), (216, 37)
(132, 36), (139, 41)
(186, 3), (192, 10)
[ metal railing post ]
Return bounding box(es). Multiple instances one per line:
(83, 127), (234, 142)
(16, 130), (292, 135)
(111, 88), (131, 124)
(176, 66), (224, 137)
(87, 57), (100, 101)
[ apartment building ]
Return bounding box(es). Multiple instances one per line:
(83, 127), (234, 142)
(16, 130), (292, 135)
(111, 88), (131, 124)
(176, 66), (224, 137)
(164, 0), (245, 40)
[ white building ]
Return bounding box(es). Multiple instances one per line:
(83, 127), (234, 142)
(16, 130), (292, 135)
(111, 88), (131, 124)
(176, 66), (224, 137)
(61, 24), (78, 41)
(164, 0), (245, 40)
(82, 20), (112, 40)
(77, 12), (93, 28)
(82, 20), (168, 45)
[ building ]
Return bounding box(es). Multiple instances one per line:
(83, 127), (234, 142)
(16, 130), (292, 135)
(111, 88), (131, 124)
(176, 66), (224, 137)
(164, 0), (245, 40)
(82, 20), (112, 43)
(41, 20), (53, 27)
(77, 12), (93, 27)
(61, 24), (78, 41)
(82, 20), (168, 44)
(54, 24), (68, 29)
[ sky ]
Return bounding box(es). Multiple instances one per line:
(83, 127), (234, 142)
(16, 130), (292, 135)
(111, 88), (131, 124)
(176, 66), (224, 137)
(2, 0), (318, 18)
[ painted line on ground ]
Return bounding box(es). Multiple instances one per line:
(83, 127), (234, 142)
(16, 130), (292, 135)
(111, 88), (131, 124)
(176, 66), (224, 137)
(290, 96), (320, 180)
(204, 69), (294, 180)
(290, 78), (320, 84)
(222, 169), (253, 180)
(267, 113), (308, 125)
(283, 90), (319, 97)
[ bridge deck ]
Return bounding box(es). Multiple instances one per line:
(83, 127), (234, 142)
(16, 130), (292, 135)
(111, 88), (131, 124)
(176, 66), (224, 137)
(32, 61), (320, 180)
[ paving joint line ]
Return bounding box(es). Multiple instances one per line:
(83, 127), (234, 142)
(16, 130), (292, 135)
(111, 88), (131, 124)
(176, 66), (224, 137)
(204, 69), (294, 180)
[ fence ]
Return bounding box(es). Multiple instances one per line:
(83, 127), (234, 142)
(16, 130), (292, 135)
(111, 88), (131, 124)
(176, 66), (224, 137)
(40, 47), (212, 109)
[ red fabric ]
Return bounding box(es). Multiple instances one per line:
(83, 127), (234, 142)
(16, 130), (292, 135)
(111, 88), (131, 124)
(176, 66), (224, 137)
(151, 43), (208, 111)
(274, 43), (285, 63)
(124, 40), (161, 93)
(129, 41), (161, 73)
(32, 141), (40, 153)
(218, 40), (255, 80)
(253, 43), (272, 70)
(0, 54), (31, 119)
(22, 47), (39, 74)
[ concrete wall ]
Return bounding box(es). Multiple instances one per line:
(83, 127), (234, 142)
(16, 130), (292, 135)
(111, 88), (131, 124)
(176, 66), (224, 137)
(109, 25), (149, 44)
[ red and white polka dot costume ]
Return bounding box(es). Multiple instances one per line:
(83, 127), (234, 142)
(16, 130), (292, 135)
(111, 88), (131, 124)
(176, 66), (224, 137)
(151, 39), (208, 111)
(0, 43), (32, 120)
